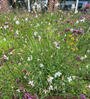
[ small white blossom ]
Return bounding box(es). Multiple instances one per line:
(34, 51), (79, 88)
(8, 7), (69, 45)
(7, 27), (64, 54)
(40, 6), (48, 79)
(67, 76), (72, 82)
(80, 18), (85, 22)
(40, 63), (44, 67)
(84, 55), (87, 58)
(72, 76), (76, 79)
(27, 55), (33, 61)
(24, 76), (26, 79)
(86, 65), (88, 69)
(16, 89), (20, 92)
(76, 20), (79, 23)
(48, 85), (53, 90)
(3, 38), (6, 41)
(16, 21), (19, 25)
(49, 23), (51, 25)
(28, 81), (34, 86)
(25, 18), (28, 21)
(4, 26), (7, 30)
(34, 31), (38, 35)
(16, 30), (19, 35)
(87, 50), (90, 53)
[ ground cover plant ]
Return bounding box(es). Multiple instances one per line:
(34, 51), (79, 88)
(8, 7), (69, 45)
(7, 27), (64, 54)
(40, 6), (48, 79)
(0, 8), (90, 99)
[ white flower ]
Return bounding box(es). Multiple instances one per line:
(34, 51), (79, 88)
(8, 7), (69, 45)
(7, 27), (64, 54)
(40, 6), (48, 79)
(72, 76), (76, 79)
(76, 20), (79, 23)
(31, 24), (32, 26)
(39, 36), (41, 41)
(67, 76), (72, 82)
(57, 72), (62, 76)
(3, 38), (6, 41)
(28, 81), (34, 86)
(56, 46), (60, 49)
(86, 65), (88, 69)
(35, 15), (38, 18)
(16, 30), (19, 35)
(51, 13), (53, 15)
(16, 21), (19, 25)
(40, 63), (44, 67)
(24, 76), (26, 79)
(18, 63), (21, 65)
(80, 18), (85, 22)
(54, 73), (58, 78)
(49, 23), (50, 25)
(84, 55), (87, 58)
(25, 18), (28, 21)
(54, 72), (62, 77)
(79, 68), (81, 70)
(27, 56), (33, 61)
(4, 26), (7, 30)
(65, 34), (66, 36)
(16, 89), (20, 92)
(37, 23), (40, 26)
(39, 71), (42, 74)
(13, 17), (16, 20)
(81, 56), (84, 60)
(34, 31), (38, 35)
(55, 2), (60, 7)
(87, 50), (90, 53)
(48, 85), (53, 90)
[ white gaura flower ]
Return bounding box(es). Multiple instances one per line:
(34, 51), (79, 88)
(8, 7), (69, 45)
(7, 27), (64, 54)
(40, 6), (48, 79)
(86, 65), (88, 69)
(81, 56), (84, 60)
(16, 89), (20, 92)
(72, 76), (76, 79)
(54, 72), (62, 77)
(28, 81), (34, 86)
(87, 50), (90, 53)
(37, 23), (40, 26)
(16, 21), (19, 25)
(80, 18), (85, 22)
(51, 13), (53, 15)
(16, 30), (19, 35)
(3, 38), (6, 41)
(38, 36), (41, 41)
(76, 20), (79, 23)
(49, 23), (51, 25)
(65, 34), (66, 37)
(67, 76), (72, 82)
(35, 15), (38, 18)
(4, 26), (7, 30)
(84, 55), (87, 58)
(48, 85), (53, 91)
(56, 46), (60, 49)
(34, 31), (38, 35)
(40, 63), (44, 67)
(24, 76), (26, 79)
(25, 18), (28, 21)
(27, 55), (33, 61)
(13, 17), (16, 20)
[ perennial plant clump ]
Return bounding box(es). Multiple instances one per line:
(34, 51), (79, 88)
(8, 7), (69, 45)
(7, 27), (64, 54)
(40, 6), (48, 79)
(0, 7), (90, 99)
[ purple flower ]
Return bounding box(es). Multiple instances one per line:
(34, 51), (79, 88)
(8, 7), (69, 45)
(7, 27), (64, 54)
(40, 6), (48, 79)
(76, 76), (79, 79)
(72, 29), (78, 33)
(61, 22), (64, 25)
(66, 20), (70, 23)
(75, 56), (81, 61)
(22, 69), (27, 73)
(55, 20), (58, 23)
(5, 22), (8, 25)
(35, 36), (38, 38)
(11, 60), (13, 63)
(0, 92), (2, 95)
(81, 94), (86, 99)
(16, 79), (20, 82)
(65, 28), (70, 32)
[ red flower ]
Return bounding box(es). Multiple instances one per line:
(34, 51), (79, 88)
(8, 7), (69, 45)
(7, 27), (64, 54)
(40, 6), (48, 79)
(22, 69), (27, 73)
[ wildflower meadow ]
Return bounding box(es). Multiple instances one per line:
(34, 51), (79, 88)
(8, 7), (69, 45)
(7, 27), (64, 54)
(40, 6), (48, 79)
(0, 7), (90, 99)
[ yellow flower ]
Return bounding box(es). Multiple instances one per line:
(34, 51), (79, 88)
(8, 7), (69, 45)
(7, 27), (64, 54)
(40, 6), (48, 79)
(68, 35), (72, 37)
(69, 43), (73, 45)
(76, 48), (78, 51)
(66, 41), (68, 43)
(71, 37), (75, 40)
